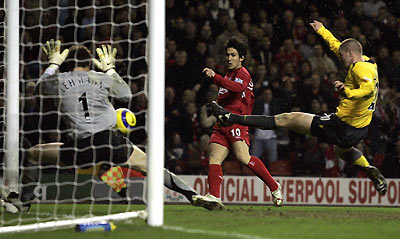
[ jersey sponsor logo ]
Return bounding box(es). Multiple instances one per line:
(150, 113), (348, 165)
(218, 87), (228, 95)
(234, 77), (243, 84)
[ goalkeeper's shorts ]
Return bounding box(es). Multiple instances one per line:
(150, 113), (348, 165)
(59, 130), (133, 168)
(310, 113), (369, 149)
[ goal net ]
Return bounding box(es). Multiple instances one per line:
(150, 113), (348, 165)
(0, 0), (164, 233)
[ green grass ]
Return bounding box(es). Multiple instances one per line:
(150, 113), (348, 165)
(1, 204), (400, 239)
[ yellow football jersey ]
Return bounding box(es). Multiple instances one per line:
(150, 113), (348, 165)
(317, 26), (378, 128)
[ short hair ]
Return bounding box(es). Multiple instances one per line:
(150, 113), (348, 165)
(225, 37), (247, 58)
(339, 38), (363, 55)
(64, 45), (92, 71)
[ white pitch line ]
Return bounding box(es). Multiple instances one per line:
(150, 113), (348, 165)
(162, 225), (277, 239)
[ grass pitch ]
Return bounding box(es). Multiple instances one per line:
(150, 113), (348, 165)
(1, 204), (399, 239)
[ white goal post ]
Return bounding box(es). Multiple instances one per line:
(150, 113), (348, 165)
(147, 0), (165, 227)
(2, 0), (20, 199)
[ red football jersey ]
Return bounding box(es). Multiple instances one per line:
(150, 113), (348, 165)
(213, 67), (254, 115)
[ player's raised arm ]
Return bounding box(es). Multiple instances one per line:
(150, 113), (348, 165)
(203, 67), (248, 93)
(94, 45), (132, 102)
(93, 45), (117, 74)
(310, 20), (341, 57)
(41, 39), (69, 77)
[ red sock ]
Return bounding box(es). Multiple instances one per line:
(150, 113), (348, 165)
(208, 164), (223, 198)
(247, 156), (278, 191)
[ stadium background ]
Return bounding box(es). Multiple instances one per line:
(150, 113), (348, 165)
(1, 0), (400, 181)
(0, 1), (399, 238)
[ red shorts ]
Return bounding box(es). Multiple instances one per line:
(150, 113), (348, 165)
(209, 124), (250, 150)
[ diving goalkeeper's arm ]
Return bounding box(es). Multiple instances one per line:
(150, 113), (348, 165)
(41, 39), (69, 76)
(93, 45), (118, 75)
(93, 45), (132, 102)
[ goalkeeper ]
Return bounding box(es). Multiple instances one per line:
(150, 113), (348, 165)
(7, 40), (202, 212)
(210, 20), (387, 196)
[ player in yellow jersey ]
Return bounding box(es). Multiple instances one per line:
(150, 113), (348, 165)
(208, 20), (387, 195)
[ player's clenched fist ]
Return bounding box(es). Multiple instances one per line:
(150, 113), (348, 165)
(202, 68), (215, 78)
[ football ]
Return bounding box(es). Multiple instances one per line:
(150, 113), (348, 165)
(115, 108), (136, 134)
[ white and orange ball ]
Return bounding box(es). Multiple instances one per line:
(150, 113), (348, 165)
(115, 108), (136, 134)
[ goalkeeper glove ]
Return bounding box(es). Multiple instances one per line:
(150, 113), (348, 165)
(93, 45), (117, 74)
(42, 39), (69, 69)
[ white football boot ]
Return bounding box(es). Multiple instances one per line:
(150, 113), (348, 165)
(0, 199), (19, 213)
(192, 193), (225, 210)
(271, 182), (283, 207)
(1, 192), (31, 213)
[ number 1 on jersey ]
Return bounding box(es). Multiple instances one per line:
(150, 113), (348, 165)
(79, 92), (91, 121)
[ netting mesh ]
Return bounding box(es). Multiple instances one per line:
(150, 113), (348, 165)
(0, 0), (149, 231)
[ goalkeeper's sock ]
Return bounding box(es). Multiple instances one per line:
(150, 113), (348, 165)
(163, 169), (197, 203)
(100, 166), (127, 196)
(208, 164), (223, 198)
(229, 114), (277, 130)
(246, 156), (278, 191)
(20, 157), (39, 204)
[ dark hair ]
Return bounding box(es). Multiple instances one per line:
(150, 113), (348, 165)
(225, 37), (247, 58)
(64, 45), (92, 71)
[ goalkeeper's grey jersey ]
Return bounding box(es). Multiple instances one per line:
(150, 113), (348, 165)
(37, 69), (132, 139)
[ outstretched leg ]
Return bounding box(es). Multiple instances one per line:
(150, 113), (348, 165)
(335, 146), (387, 195)
(211, 101), (314, 135)
(4, 143), (62, 213)
(125, 145), (199, 203)
(163, 168), (197, 203)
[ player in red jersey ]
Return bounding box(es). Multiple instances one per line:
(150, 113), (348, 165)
(192, 37), (283, 210)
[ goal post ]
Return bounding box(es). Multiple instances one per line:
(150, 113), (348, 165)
(147, 0), (165, 227)
(3, 0), (20, 197)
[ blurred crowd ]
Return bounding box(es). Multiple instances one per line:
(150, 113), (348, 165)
(0, 0), (399, 178)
